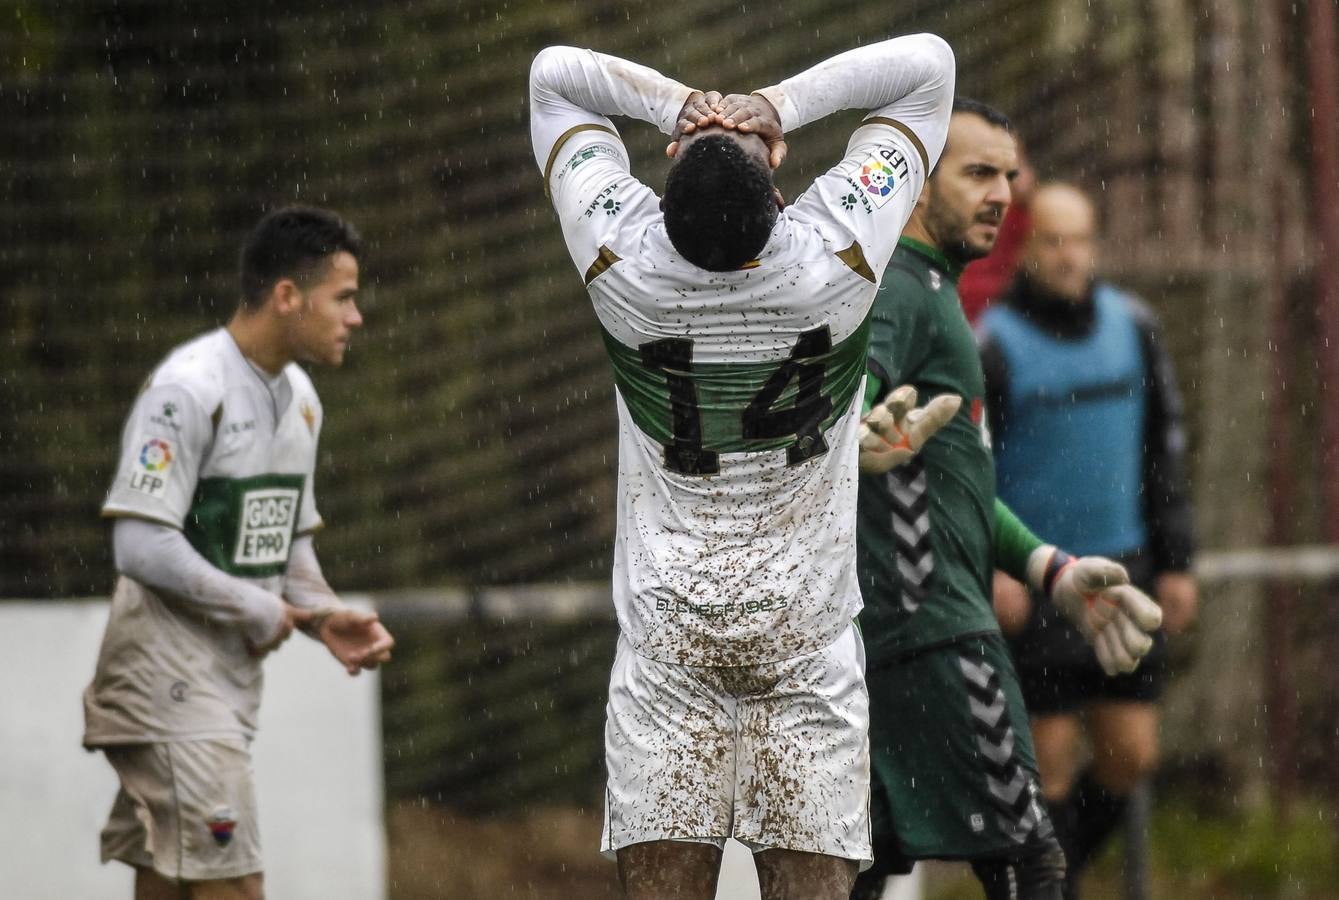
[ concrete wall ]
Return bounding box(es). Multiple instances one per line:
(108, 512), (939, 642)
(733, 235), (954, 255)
(0, 600), (385, 900)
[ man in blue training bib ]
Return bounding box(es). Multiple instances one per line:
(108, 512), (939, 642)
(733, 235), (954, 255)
(978, 182), (1198, 899)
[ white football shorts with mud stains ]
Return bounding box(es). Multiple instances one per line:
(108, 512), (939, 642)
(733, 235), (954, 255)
(601, 623), (872, 867)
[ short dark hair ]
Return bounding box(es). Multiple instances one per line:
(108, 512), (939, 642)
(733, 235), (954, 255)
(951, 97), (1011, 132)
(662, 135), (777, 272)
(239, 206), (363, 309)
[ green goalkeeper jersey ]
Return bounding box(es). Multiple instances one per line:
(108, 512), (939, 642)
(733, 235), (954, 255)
(857, 238), (1029, 664)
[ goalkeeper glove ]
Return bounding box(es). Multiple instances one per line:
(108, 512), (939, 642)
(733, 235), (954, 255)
(857, 385), (962, 474)
(1026, 546), (1164, 676)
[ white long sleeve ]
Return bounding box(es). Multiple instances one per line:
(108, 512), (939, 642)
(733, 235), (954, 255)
(756, 33), (955, 169)
(528, 36), (954, 285)
(529, 45), (695, 178)
(113, 516), (285, 647)
(772, 35), (954, 279)
(284, 535), (344, 639)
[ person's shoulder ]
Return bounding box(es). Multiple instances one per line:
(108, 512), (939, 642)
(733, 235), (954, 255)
(605, 189), (665, 245)
(283, 362), (322, 404)
(563, 176), (661, 256)
(973, 302), (1026, 365)
(974, 301), (1006, 332)
(146, 328), (229, 408)
(1098, 281), (1161, 330)
(876, 249), (937, 307)
(974, 290), (1025, 333)
(283, 360), (316, 391)
(759, 216), (853, 276)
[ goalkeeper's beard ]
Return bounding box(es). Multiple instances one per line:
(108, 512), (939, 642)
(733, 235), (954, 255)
(943, 217), (1000, 268)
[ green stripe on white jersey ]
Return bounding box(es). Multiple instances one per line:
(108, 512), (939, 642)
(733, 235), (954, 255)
(185, 473), (306, 578)
(599, 315), (871, 474)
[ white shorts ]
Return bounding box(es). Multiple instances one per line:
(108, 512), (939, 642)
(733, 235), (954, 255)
(601, 623), (871, 866)
(100, 738), (262, 881)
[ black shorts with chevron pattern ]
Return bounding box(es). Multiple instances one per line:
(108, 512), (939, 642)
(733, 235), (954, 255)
(866, 632), (1056, 866)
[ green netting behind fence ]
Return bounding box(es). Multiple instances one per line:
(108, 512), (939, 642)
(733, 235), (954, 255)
(4, 0), (1114, 598)
(4, 0), (1329, 812)
(380, 608), (617, 811)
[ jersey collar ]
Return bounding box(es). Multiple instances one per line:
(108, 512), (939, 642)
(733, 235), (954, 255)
(897, 237), (962, 281)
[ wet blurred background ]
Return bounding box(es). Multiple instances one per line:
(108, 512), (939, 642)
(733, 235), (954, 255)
(4, 1), (1339, 897)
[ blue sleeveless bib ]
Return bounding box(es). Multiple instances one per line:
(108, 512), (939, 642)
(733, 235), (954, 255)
(981, 284), (1147, 556)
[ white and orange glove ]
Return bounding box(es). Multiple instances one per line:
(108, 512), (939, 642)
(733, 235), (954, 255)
(857, 385), (962, 474)
(1026, 546), (1164, 675)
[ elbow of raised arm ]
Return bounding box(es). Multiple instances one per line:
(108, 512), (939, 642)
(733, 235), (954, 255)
(530, 45), (580, 90)
(918, 33), (956, 98)
(924, 33), (955, 67)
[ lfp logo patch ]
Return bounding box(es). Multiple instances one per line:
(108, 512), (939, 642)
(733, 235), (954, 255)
(856, 145), (913, 209)
(130, 439), (173, 498)
(859, 158), (897, 202)
(139, 438), (173, 472)
(207, 807), (237, 847)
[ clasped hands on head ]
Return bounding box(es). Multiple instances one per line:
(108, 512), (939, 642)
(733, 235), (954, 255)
(667, 91), (788, 171)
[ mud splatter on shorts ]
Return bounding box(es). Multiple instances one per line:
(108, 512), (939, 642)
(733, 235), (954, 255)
(601, 623), (872, 868)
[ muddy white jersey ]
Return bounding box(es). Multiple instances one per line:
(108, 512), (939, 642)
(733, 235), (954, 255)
(87, 328), (323, 743)
(531, 36), (954, 665)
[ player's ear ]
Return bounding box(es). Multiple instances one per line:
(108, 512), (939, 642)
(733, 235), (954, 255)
(914, 178), (933, 213)
(270, 278), (304, 317)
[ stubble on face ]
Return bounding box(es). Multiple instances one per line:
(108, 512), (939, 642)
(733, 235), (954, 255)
(921, 114), (1018, 267)
(924, 177), (995, 265)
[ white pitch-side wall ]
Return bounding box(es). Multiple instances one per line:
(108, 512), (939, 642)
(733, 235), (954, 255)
(0, 599), (385, 900)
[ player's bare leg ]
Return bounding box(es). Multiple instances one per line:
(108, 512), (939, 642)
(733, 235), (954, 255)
(617, 841), (722, 900)
(186, 874), (264, 900)
(1030, 713), (1083, 802)
(135, 867), (185, 900)
(1087, 701), (1158, 793)
(129, 860), (262, 898)
(754, 848), (856, 900)
(1041, 702), (1158, 898)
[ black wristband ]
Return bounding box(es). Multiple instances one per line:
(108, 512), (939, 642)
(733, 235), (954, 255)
(1042, 549), (1075, 596)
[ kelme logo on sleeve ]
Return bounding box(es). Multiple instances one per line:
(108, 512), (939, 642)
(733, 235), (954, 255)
(234, 487), (300, 566)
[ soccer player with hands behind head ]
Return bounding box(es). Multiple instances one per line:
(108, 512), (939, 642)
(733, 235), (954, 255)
(531, 32), (956, 900)
(84, 206), (393, 900)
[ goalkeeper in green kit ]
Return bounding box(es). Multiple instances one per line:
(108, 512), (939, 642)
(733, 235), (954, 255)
(850, 100), (1164, 900)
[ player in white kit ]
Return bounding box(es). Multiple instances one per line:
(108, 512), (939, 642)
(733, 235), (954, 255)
(84, 207), (394, 900)
(530, 34), (955, 899)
